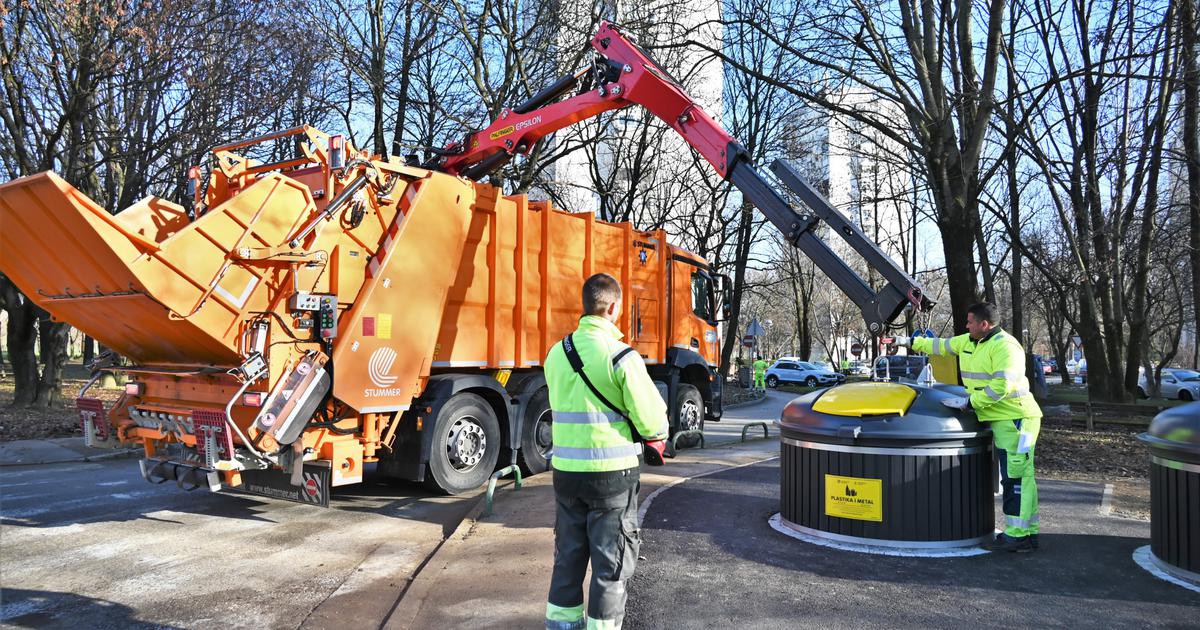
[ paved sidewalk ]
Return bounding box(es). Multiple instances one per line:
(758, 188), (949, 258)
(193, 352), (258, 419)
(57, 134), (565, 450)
(0, 436), (138, 466)
(383, 439), (782, 629)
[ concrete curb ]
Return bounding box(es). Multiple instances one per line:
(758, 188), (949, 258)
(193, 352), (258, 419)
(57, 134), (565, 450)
(722, 391), (769, 410)
(0, 447), (141, 467)
(0, 436), (142, 467)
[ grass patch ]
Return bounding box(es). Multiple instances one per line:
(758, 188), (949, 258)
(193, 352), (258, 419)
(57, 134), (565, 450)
(1045, 383), (1188, 408)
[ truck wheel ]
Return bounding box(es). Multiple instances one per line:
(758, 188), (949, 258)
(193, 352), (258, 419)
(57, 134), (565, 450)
(424, 393), (501, 495)
(518, 387), (552, 475)
(673, 384), (704, 449)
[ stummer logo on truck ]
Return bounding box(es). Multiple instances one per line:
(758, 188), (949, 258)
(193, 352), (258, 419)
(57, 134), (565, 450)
(366, 347), (403, 397)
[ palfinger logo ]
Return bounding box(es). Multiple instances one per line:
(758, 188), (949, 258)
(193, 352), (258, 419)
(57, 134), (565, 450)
(369, 347), (398, 388)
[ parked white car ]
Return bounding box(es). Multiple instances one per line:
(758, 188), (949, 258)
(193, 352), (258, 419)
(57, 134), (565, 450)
(765, 360), (846, 388)
(1139, 368), (1200, 401)
(847, 360), (871, 376)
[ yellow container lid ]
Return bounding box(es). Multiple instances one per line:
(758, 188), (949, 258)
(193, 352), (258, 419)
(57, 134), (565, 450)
(811, 382), (917, 417)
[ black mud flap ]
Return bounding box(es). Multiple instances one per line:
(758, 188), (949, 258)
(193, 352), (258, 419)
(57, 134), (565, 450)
(234, 461), (332, 508)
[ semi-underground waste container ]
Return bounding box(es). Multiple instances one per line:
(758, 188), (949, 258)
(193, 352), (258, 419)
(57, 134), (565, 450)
(1139, 401), (1200, 584)
(777, 382), (994, 548)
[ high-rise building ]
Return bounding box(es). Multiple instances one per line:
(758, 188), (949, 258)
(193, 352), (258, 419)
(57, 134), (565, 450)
(823, 88), (915, 268)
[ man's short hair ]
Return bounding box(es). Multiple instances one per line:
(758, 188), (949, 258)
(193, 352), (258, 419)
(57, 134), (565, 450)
(582, 273), (622, 315)
(967, 302), (999, 324)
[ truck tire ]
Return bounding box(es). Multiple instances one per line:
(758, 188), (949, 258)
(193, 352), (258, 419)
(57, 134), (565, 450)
(424, 393), (501, 495)
(673, 384), (704, 449)
(518, 387), (553, 475)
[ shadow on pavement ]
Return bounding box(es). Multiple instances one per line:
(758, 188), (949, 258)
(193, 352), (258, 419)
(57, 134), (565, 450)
(0, 468), (465, 530)
(0, 587), (183, 629)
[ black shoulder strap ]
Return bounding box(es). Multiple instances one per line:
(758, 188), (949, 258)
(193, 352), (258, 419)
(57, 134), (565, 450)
(562, 334), (632, 425)
(611, 347), (636, 367)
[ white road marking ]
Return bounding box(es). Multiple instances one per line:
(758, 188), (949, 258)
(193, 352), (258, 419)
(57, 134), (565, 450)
(1099, 483), (1114, 515)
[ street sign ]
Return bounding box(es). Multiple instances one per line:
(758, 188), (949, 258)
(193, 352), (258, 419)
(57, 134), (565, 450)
(850, 342), (863, 357)
(746, 319), (765, 338)
(742, 335), (755, 347)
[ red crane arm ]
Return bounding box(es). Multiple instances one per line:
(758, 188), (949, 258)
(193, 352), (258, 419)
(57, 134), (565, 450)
(432, 21), (933, 333)
(437, 22), (740, 179)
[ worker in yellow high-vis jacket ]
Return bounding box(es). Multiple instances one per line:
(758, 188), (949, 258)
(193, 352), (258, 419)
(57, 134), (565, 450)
(752, 356), (768, 391)
(898, 302), (1043, 553)
(543, 273), (670, 630)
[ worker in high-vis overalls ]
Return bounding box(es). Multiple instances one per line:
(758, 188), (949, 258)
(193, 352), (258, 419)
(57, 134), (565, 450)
(544, 273), (670, 629)
(899, 302), (1043, 553)
(752, 356), (768, 391)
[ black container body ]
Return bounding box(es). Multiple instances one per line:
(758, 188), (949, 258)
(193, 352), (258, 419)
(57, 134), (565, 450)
(1149, 461), (1200, 576)
(1140, 401), (1200, 578)
(780, 434), (994, 544)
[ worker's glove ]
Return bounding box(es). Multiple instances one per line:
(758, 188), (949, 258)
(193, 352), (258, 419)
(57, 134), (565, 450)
(892, 336), (912, 348)
(643, 440), (668, 467)
(941, 396), (971, 411)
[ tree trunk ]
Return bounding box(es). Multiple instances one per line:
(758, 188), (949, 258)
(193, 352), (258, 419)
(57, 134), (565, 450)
(939, 207), (982, 330)
(1182, 0), (1200, 355)
(35, 315), (71, 408)
(4, 288), (39, 406)
(719, 201), (755, 375)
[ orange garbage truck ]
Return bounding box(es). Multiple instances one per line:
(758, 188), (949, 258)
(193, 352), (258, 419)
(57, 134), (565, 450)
(0, 125), (727, 500)
(0, 21), (930, 503)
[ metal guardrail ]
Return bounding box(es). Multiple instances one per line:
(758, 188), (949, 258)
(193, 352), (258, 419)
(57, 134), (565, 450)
(1068, 401), (1161, 417)
(741, 422), (770, 442)
(671, 430), (705, 451)
(483, 464), (523, 517)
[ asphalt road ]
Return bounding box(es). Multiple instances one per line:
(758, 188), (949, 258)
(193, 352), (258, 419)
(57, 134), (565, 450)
(626, 458), (1200, 629)
(0, 460), (476, 629)
(0, 388), (789, 629)
(702, 389), (793, 446)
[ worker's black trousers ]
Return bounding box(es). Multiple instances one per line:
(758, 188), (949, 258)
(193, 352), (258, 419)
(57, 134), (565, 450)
(547, 482), (640, 628)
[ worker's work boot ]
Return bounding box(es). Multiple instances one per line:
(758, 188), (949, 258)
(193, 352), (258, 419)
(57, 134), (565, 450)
(990, 533), (1035, 553)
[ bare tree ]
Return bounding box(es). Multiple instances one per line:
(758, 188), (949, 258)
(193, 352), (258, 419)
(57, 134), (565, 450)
(0, 0), (334, 406)
(1006, 0), (1182, 401)
(690, 0), (1008, 329)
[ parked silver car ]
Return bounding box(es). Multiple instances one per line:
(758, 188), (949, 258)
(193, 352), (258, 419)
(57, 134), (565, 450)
(1139, 368), (1200, 401)
(765, 360), (846, 388)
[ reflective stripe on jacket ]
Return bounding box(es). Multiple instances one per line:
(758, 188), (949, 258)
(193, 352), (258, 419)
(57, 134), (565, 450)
(544, 316), (669, 473)
(911, 328), (1043, 421)
(753, 360), (768, 375)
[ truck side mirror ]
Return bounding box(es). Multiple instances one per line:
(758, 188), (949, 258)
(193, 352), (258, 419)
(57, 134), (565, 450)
(716, 273), (733, 322)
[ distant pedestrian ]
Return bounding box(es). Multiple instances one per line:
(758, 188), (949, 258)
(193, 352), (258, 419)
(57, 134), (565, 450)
(543, 273), (670, 629)
(752, 356), (768, 392)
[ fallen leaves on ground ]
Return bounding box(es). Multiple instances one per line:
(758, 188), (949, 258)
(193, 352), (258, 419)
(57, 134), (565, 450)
(0, 367), (123, 442)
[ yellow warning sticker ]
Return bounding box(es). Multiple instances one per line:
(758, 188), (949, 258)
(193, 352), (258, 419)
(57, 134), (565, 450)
(824, 474), (883, 522)
(489, 125), (515, 140)
(377, 313), (392, 340)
